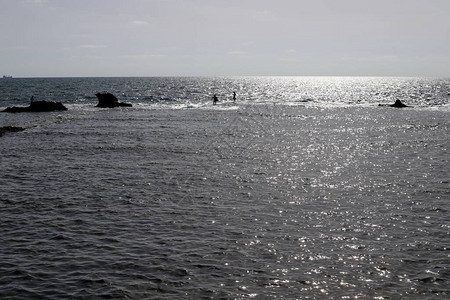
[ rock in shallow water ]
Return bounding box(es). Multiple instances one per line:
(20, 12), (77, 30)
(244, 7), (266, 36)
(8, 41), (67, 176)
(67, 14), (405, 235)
(95, 93), (132, 108)
(3, 101), (68, 113)
(379, 99), (411, 108)
(0, 126), (25, 136)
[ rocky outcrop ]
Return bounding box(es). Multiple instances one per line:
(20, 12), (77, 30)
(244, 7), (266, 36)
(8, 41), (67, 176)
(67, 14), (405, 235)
(389, 99), (410, 108)
(3, 101), (68, 113)
(0, 126), (25, 136)
(95, 93), (132, 108)
(379, 99), (411, 108)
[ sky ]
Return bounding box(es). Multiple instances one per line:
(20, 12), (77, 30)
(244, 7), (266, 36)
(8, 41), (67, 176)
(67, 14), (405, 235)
(1, 0), (449, 77)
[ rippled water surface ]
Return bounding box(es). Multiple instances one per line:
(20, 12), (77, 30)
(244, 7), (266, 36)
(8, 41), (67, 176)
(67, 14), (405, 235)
(1, 77), (449, 299)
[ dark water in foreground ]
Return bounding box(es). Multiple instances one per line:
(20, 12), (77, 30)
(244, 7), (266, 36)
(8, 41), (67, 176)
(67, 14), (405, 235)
(0, 77), (449, 299)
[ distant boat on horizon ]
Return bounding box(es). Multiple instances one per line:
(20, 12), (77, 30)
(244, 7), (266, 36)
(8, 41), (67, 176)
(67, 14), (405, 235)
(2, 75), (13, 79)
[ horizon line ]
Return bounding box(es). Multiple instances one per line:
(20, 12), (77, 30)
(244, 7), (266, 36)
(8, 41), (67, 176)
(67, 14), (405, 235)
(3, 75), (449, 79)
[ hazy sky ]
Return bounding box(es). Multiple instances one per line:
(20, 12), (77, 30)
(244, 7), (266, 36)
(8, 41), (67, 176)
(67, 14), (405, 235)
(1, 0), (449, 77)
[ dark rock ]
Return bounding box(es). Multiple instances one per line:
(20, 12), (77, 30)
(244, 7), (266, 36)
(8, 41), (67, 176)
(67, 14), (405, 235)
(3, 101), (68, 113)
(390, 99), (410, 108)
(379, 99), (411, 108)
(95, 93), (132, 108)
(0, 126), (25, 137)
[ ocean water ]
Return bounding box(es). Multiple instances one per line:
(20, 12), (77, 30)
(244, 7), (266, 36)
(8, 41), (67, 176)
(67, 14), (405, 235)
(0, 77), (449, 299)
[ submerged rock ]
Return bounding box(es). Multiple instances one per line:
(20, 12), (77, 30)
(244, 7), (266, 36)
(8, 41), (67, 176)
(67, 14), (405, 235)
(3, 101), (68, 113)
(95, 93), (132, 108)
(0, 126), (25, 136)
(379, 99), (411, 108)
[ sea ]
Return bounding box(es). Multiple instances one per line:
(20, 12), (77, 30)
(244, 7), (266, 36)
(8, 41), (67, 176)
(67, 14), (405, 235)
(0, 77), (449, 299)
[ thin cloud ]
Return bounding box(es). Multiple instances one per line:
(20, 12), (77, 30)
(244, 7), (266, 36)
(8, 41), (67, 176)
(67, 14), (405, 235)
(341, 55), (400, 63)
(120, 54), (167, 60)
(79, 45), (107, 49)
(280, 58), (302, 63)
(228, 51), (246, 55)
(23, 0), (48, 4)
(255, 10), (271, 17)
(130, 20), (149, 26)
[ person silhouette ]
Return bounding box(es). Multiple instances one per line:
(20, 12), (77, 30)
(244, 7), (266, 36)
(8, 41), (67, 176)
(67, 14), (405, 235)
(233, 92), (236, 102)
(30, 96), (35, 103)
(212, 94), (218, 105)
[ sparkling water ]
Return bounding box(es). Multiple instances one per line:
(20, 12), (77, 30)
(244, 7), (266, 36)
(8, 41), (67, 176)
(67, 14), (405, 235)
(1, 77), (449, 299)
